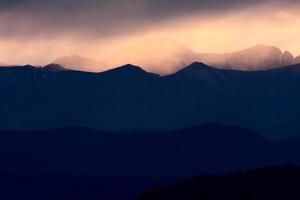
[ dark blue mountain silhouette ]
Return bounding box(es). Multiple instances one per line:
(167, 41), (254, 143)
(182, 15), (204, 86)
(43, 63), (66, 72)
(0, 124), (299, 177)
(0, 173), (170, 200)
(1, 62), (300, 139)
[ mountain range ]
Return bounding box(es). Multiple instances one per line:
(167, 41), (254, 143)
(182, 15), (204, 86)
(1, 124), (300, 177)
(1, 62), (300, 139)
(2, 124), (300, 199)
(2, 45), (300, 199)
(52, 40), (300, 74)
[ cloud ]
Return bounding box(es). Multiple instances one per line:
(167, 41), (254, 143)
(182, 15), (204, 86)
(0, 0), (297, 39)
(0, 0), (300, 65)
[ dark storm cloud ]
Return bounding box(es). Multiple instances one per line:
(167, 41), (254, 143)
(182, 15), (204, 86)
(0, 0), (297, 39)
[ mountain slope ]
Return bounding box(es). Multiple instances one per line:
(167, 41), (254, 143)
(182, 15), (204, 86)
(1, 63), (300, 139)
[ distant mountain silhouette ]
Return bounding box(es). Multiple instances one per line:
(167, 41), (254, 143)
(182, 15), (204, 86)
(139, 166), (300, 200)
(54, 55), (102, 72)
(53, 42), (297, 74)
(196, 45), (295, 70)
(43, 64), (67, 72)
(295, 55), (300, 64)
(1, 62), (300, 139)
(0, 125), (299, 177)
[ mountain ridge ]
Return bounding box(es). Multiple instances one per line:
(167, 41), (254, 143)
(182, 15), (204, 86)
(1, 62), (300, 139)
(0, 124), (299, 177)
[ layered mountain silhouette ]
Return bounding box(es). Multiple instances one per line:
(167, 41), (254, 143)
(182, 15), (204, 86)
(2, 58), (300, 199)
(1, 62), (300, 139)
(0, 174), (168, 200)
(0, 124), (299, 177)
(53, 40), (298, 74)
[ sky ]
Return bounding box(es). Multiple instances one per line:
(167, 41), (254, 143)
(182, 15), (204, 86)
(0, 0), (300, 65)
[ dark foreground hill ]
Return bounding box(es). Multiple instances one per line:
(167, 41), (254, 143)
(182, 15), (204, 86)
(1, 125), (300, 199)
(0, 174), (169, 200)
(0, 124), (300, 177)
(138, 166), (300, 200)
(1, 62), (300, 139)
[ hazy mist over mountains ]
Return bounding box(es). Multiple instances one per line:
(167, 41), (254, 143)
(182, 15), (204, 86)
(48, 39), (300, 74)
(53, 55), (103, 72)
(197, 45), (295, 71)
(0, 38), (299, 74)
(102, 39), (196, 75)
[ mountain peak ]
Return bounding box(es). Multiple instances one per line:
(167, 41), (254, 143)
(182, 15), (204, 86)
(119, 64), (144, 71)
(175, 62), (215, 74)
(249, 44), (281, 51)
(283, 50), (293, 56)
(43, 64), (67, 72)
(100, 64), (159, 79)
(106, 64), (145, 72)
(23, 64), (36, 69)
(295, 55), (300, 64)
(102, 64), (157, 76)
(281, 51), (294, 66)
(181, 62), (212, 71)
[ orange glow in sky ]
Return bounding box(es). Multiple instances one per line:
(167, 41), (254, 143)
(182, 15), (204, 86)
(0, 3), (299, 68)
